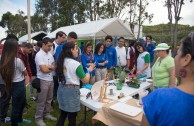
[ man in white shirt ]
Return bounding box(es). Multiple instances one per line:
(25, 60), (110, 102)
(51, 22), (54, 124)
(115, 37), (127, 67)
(35, 37), (56, 126)
(50, 31), (66, 56)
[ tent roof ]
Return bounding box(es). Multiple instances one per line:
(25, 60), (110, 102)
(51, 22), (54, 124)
(19, 31), (47, 43)
(47, 18), (136, 40)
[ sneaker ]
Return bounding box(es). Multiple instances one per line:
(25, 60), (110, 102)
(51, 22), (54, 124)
(44, 114), (57, 121)
(1, 117), (11, 123)
(35, 120), (46, 126)
(30, 97), (36, 101)
(19, 119), (31, 124)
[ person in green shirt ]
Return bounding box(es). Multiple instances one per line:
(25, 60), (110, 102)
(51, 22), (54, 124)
(152, 43), (176, 89)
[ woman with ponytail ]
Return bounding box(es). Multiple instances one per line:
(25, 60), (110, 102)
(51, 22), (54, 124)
(0, 39), (31, 126)
(56, 42), (94, 126)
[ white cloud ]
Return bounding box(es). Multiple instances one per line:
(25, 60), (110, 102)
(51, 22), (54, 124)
(144, 1), (194, 26)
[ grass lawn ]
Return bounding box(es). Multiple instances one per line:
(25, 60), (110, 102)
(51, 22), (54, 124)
(1, 85), (105, 126)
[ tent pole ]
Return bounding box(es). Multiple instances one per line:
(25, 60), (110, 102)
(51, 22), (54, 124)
(27, 0), (31, 43)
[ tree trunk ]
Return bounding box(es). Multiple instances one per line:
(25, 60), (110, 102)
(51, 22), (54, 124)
(137, 0), (142, 40)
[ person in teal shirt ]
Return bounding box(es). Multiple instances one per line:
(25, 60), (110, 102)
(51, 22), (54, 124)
(94, 43), (108, 81)
(152, 43), (176, 89)
(105, 35), (117, 80)
(81, 42), (97, 84)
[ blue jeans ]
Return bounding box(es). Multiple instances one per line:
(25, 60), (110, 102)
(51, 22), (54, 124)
(0, 84), (11, 121)
(11, 80), (26, 126)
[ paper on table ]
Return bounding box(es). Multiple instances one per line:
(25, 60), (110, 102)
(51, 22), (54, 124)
(118, 96), (132, 103)
(80, 88), (90, 96)
(110, 103), (142, 117)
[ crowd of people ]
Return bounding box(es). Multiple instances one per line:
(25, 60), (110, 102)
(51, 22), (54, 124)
(0, 31), (193, 126)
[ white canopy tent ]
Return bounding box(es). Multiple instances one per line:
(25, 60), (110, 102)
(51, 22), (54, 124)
(47, 18), (136, 40)
(19, 31), (47, 44)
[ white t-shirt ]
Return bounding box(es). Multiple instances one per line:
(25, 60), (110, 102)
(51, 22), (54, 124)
(0, 57), (26, 83)
(115, 46), (127, 66)
(127, 47), (135, 60)
(35, 49), (54, 81)
(137, 51), (151, 78)
(50, 41), (59, 56)
(64, 58), (81, 85)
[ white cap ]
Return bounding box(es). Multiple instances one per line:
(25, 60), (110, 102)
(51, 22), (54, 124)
(154, 43), (170, 51)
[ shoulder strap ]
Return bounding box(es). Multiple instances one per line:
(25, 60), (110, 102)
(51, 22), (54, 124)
(53, 43), (55, 51)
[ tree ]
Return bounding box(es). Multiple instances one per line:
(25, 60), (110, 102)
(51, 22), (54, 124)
(124, 0), (153, 39)
(136, 0), (153, 40)
(158, 0), (193, 53)
(0, 11), (27, 36)
(0, 12), (14, 30)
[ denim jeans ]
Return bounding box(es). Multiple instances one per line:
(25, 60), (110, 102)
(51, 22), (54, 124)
(0, 84), (11, 121)
(11, 80), (26, 126)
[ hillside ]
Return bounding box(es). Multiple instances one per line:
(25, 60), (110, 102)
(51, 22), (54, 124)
(143, 24), (194, 45)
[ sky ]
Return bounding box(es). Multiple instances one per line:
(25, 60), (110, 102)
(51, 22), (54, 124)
(0, 0), (194, 27)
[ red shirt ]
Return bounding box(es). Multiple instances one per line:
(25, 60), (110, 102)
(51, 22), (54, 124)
(18, 47), (32, 77)
(0, 44), (3, 55)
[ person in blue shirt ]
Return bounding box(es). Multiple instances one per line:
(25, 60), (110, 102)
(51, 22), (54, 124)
(80, 42), (84, 53)
(145, 35), (156, 67)
(105, 35), (117, 80)
(81, 42), (96, 84)
(55, 32), (78, 62)
(141, 33), (194, 126)
(94, 43), (108, 82)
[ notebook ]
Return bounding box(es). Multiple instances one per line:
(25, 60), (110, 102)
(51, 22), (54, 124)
(110, 102), (142, 117)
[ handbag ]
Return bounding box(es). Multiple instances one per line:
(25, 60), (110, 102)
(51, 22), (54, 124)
(31, 78), (41, 93)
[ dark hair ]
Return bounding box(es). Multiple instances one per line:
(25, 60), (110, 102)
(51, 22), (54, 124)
(21, 42), (33, 48)
(56, 42), (76, 82)
(135, 42), (146, 52)
(129, 41), (136, 47)
(83, 42), (92, 53)
(146, 35), (152, 40)
(180, 32), (194, 60)
(134, 42), (147, 68)
(0, 39), (19, 90)
(95, 42), (106, 54)
(81, 42), (84, 45)
(68, 31), (77, 39)
(105, 35), (113, 42)
(55, 31), (66, 39)
(36, 41), (42, 47)
(6, 34), (18, 41)
(42, 37), (52, 45)
(119, 37), (125, 41)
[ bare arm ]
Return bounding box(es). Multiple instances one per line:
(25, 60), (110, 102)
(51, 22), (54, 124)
(140, 114), (150, 126)
(127, 59), (130, 68)
(136, 63), (149, 76)
(168, 66), (176, 88)
(22, 70), (28, 76)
